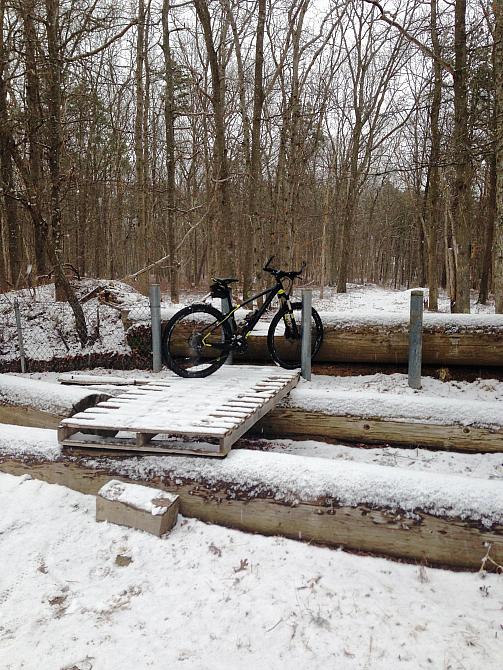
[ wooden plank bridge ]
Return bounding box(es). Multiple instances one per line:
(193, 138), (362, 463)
(58, 366), (299, 457)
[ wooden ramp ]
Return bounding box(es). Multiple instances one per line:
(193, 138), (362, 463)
(58, 367), (299, 457)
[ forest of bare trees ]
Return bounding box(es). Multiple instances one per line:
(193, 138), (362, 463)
(0, 0), (502, 316)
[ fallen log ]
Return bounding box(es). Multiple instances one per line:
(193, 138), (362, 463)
(124, 311), (503, 368)
(0, 374), (111, 428)
(255, 407), (503, 452)
(254, 383), (503, 452)
(0, 425), (502, 571)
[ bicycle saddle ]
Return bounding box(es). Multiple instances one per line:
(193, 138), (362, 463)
(213, 277), (238, 285)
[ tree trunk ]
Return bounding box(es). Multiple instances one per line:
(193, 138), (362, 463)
(243, 0), (266, 298)
(450, 0), (471, 313)
(424, 0), (442, 311)
(135, 0), (147, 268)
(22, 0), (46, 277)
(162, 0), (179, 303)
(45, 0), (87, 345)
(0, 0), (21, 287)
(479, 154), (495, 304)
(195, 0), (234, 276)
(494, 0), (503, 312)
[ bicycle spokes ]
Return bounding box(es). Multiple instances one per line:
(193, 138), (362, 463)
(168, 312), (230, 373)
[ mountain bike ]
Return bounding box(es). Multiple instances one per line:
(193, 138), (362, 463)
(161, 256), (324, 378)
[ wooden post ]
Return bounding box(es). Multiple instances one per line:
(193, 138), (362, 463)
(301, 289), (312, 381)
(14, 299), (26, 373)
(149, 283), (162, 373)
(408, 290), (423, 389)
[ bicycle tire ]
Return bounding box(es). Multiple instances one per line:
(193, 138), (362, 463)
(267, 301), (323, 369)
(162, 303), (233, 378)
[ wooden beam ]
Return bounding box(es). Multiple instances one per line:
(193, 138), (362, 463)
(255, 407), (503, 453)
(0, 404), (60, 429)
(0, 453), (501, 571)
(246, 329), (503, 367)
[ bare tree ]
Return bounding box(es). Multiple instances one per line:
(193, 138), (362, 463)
(494, 0), (503, 311)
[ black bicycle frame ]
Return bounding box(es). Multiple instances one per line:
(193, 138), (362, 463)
(203, 279), (291, 343)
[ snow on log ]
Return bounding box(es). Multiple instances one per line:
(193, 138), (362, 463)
(0, 374), (111, 427)
(0, 425), (502, 570)
(255, 377), (503, 452)
(256, 408), (503, 452)
(124, 309), (503, 368)
(261, 309), (503, 367)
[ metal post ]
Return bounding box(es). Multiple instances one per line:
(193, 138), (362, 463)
(149, 283), (162, 372)
(301, 289), (312, 381)
(14, 299), (27, 373)
(221, 296), (233, 365)
(408, 289), (423, 389)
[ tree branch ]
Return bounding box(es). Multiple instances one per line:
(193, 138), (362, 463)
(66, 20), (138, 62)
(362, 0), (454, 76)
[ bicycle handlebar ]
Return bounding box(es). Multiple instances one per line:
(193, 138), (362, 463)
(263, 256), (275, 271)
(262, 256), (306, 280)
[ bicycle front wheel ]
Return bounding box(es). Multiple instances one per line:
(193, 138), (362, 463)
(162, 304), (233, 378)
(267, 301), (323, 369)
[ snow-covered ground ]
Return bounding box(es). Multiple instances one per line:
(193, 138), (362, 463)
(251, 439), (503, 480)
(309, 283), (495, 314)
(164, 282), (495, 315)
(0, 280), (147, 364)
(1, 472), (502, 670)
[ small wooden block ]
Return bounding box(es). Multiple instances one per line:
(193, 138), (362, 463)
(96, 480), (179, 537)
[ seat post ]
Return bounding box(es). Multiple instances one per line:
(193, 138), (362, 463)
(220, 289), (234, 366)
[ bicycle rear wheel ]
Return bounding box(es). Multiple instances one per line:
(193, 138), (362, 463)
(267, 301), (323, 369)
(162, 304), (233, 378)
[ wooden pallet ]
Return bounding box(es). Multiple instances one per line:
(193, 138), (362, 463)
(58, 367), (299, 457)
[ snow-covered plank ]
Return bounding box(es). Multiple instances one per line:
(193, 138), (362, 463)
(1, 425), (502, 570)
(58, 373), (153, 386)
(58, 366), (299, 456)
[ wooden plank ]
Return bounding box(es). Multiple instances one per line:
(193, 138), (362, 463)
(61, 418), (229, 438)
(1, 453), (501, 570)
(256, 407), (503, 453)
(220, 374), (299, 451)
(61, 438), (226, 457)
(58, 374), (154, 386)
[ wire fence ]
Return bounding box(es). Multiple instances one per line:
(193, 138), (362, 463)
(0, 291), (154, 373)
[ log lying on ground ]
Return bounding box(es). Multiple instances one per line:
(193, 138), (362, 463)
(256, 408), (503, 452)
(0, 374), (111, 428)
(248, 312), (503, 366)
(126, 311), (503, 367)
(1, 425), (502, 571)
(255, 383), (503, 452)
